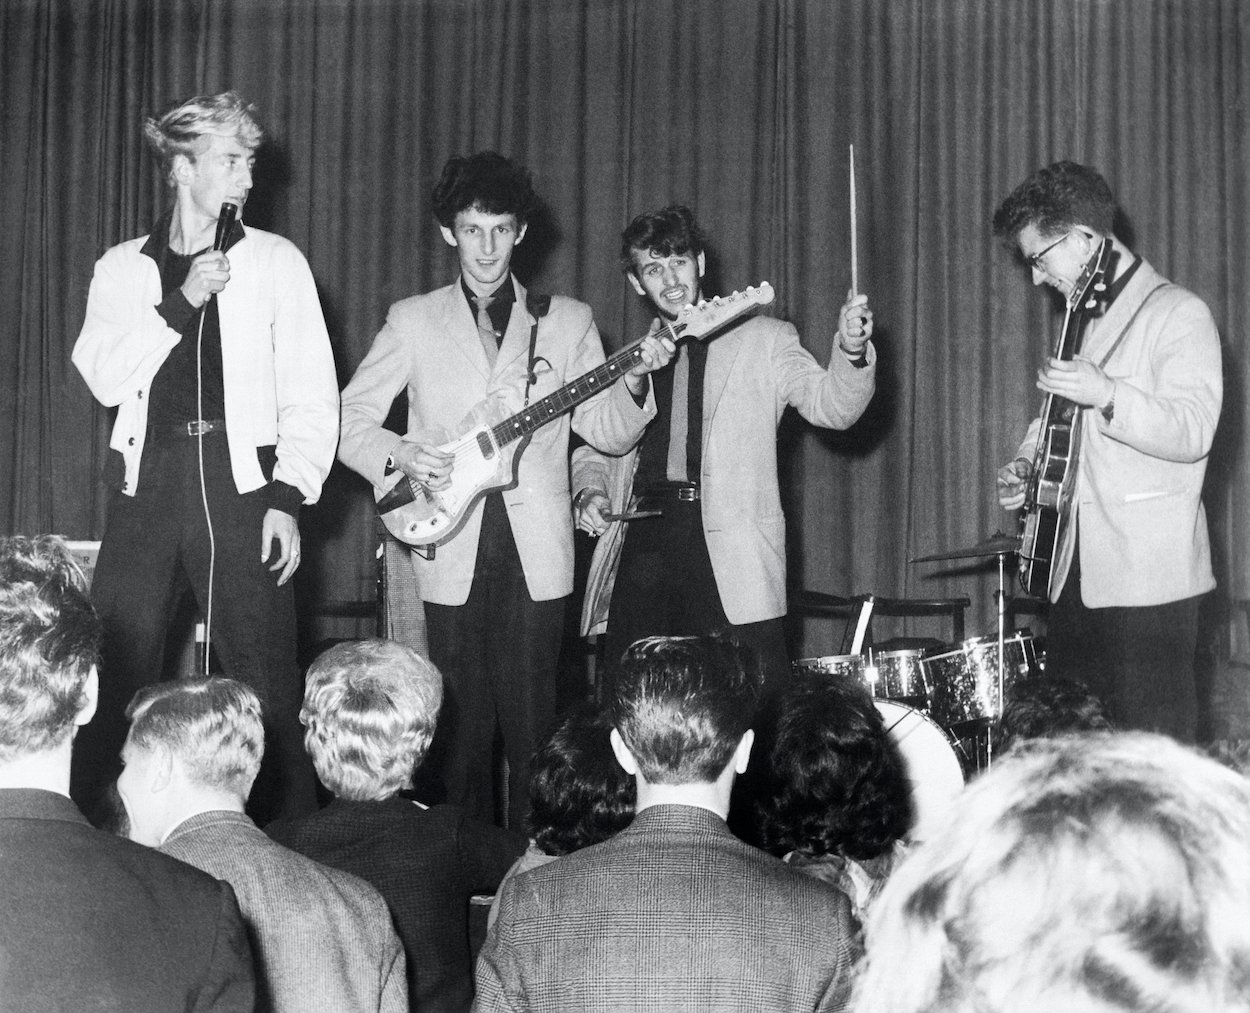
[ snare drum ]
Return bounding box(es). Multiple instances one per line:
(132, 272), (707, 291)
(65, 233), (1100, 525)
(921, 632), (1039, 727)
(875, 700), (965, 842)
(794, 654), (866, 686)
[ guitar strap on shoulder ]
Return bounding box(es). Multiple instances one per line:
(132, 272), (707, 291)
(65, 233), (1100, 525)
(523, 292), (551, 407)
(1093, 283), (1171, 371)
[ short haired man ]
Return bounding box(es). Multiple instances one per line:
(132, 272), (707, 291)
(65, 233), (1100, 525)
(267, 639), (526, 1012)
(993, 161), (1222, 740)
(475, 635), (860, 1012)
(578, 205), (876, 691)
(118, 677), (408, 1013)
(338, 152), (673, 828)
(0, 535), (255, 1011)
(853, 732), (1250, 1012)
(72, 91), (340, 821)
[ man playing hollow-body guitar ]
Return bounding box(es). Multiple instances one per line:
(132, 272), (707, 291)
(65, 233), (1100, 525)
(995, 162), (1221, 741)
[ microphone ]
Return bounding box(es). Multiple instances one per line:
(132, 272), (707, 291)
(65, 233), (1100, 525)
(213, 201), (239, 252)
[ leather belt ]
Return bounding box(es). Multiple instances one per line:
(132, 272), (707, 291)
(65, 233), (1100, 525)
(640, 482), (700, 503)
(151, 418), (227, 439)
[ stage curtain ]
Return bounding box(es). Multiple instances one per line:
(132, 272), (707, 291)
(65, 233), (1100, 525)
(3, 0), (1249, 660)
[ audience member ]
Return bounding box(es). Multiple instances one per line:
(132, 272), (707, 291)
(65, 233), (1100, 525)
(487, 703), (635, 929)
(992, 673), (1114, 755)
(475, 634), (860, 1012)
(266, 638), (526, 1013)
(754, 674), (911, 930)
(118, 676), (407, 1012)
(0, 535), (254, 1011)
(853, 732), (1250, 1013)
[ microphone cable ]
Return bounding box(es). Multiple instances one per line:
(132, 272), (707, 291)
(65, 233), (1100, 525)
(194, 200), (238, 675)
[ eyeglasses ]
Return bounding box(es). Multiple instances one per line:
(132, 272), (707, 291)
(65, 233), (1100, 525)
(1025, 230), (1074, 272)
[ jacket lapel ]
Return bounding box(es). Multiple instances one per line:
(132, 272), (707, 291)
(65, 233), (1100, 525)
(491, 277), (532, 381)
(701, 324), (746, 429)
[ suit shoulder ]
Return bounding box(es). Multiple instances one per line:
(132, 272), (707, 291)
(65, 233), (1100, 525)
(543, 294), (595, 330)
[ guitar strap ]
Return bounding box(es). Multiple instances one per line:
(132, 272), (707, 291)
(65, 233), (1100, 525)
(523, 292), (551, 407)
(1092, 283), (1171, 370)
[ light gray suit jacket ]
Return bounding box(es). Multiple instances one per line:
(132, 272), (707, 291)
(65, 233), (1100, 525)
(161, 810), (407, 1013)
(1014, 258), (1221, 606)
(474, 804), (859, 1012)
(339, 276), (655, 605)
(579, 313), (876, 630)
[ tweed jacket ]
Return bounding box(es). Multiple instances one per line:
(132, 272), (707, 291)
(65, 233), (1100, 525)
(72, 221), (340, 503)
(338, 275), (656, 605)
(0, 788), (254, 1013)
(578, 313), (876, 630)
(162, 809), (407, 1013)
(267, 795), (526, 1013)
(1013, 258), (1221, 606)
(474, 803), (860, 1013)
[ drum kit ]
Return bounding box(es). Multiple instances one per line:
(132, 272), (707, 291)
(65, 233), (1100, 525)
(793, 531), (1043, 841)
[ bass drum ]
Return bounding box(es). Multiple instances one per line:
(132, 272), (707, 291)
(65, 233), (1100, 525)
(875, 700), (966, 843)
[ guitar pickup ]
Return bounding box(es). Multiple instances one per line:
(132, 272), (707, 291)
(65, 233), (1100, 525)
(476, 431), (495, 459)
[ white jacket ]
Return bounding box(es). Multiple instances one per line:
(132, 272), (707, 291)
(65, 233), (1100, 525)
(73, 223), (339, 502)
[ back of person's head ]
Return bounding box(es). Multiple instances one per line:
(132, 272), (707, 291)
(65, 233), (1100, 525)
(431, 151), (538, 228)
(611, 633), (761, 785)
(756, 674), (911, 862)
(143, 91), (263, 188)
(620, 204), (707, 271)
(992, 674), (1114, 755)
(125, 678), (264, 799)
(992, 160), (1117, 244)
(528, 704), (635, 856)
(301, 638), (443, 802)
(853, 732), (1250, 1013)
(0, 535), (99, 763)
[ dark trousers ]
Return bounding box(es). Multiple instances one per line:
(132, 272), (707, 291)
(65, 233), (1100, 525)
(70, 434), (316, 824)
(424, 494), (565, 830)
(1047, 546), (1201, 742)
(602, 498), (791, 697)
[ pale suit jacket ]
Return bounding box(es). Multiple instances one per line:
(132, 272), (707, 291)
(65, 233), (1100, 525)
(579, 313), (876, 630)
(161, 809), (407, 1013)
(339, 276), (656, 605)
(473, 803), (860, 1012)
(1014, 258), (1221, 606)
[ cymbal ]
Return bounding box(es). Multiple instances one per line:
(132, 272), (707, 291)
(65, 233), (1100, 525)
(910, 532), (1021, 564)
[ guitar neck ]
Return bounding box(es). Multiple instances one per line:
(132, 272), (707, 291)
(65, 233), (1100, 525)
(488, 322), (689, 448)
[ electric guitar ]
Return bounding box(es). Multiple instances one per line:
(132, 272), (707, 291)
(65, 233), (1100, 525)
(377, 283), (776, 549)
(1017, 237), (1112, 599)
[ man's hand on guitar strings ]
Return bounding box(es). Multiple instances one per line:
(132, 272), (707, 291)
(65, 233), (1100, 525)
(837, 290), (874, 356)
(996, 458), (1032, 511)
(1037, 356), (1115, 408)
(625, 330), (677, 395)
(392, 440), (456, 491)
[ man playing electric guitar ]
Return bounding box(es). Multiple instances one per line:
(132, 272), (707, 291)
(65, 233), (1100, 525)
(995, 162), (1221, 741)
(338, 152), (673, 828)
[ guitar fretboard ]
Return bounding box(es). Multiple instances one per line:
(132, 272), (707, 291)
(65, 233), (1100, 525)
(488, 323), (687, 447)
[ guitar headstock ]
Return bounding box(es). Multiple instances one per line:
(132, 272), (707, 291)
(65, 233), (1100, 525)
(675, 282), (776, 341)
(1068, 236), (1113, 312)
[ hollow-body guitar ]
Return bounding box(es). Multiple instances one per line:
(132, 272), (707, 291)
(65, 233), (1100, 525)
(1017, 238), (1112, 599)
(377, 283), (775, 549)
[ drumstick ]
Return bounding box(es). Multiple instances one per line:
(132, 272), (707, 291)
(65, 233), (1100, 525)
(850, 595), (874, 655)
(849, 143), (858, 297)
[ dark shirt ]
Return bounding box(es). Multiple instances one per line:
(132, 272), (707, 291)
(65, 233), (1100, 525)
(144, 210), (240, 427)
(460, 276), (515, 344)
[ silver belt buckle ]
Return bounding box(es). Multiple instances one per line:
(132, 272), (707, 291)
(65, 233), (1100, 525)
(187, 419), (211, 436)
